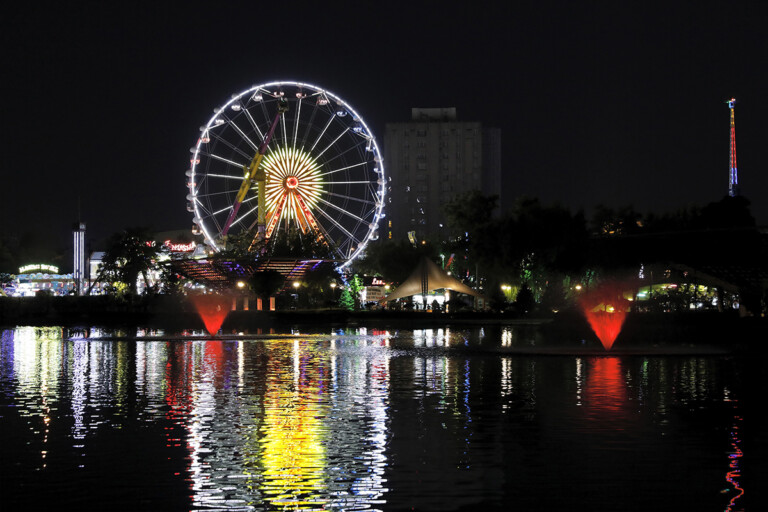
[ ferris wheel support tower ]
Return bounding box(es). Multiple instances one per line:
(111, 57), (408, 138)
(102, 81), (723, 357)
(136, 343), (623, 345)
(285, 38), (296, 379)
(727, 98), (739, 197)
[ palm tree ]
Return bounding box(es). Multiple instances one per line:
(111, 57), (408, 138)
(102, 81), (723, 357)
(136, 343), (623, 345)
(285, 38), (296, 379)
(95, 227), (160, 295)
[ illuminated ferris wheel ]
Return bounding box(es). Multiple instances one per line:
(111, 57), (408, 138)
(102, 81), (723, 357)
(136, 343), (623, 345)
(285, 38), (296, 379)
(186, 81), (385, 266)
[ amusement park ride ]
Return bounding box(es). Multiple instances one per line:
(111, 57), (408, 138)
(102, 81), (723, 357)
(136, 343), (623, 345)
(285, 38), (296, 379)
(186, 82), (386, 269)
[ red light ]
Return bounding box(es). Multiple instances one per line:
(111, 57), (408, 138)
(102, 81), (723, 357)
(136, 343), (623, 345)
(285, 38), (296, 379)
(190, 294), (231, 335)
(579, 283), (631, 350)
(285, 176), (299, 189)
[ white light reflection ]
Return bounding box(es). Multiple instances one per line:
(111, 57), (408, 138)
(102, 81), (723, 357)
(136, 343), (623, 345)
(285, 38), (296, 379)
(501, 357), (513, 400)
(11, 327), (64, 467)
(501, 328), (513, 347)
(575, 357), (583, 406)
(326, 332), (391, 508)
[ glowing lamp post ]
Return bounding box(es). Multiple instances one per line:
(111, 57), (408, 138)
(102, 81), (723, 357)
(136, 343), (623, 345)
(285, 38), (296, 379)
(330, 281), (337, 304)
(292, 281), (301, 308)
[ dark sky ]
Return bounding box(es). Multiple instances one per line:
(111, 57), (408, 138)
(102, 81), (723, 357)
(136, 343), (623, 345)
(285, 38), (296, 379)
(2, 1), (767, 252)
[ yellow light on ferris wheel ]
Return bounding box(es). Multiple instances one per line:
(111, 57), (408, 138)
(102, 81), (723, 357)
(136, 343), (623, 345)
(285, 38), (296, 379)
(263, 146), (323, 216)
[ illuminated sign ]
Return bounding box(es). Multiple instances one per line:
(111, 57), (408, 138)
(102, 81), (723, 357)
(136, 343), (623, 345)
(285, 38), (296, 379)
(163, 240), (196, 252)
(371, 278), (386, 286)
(365, 287), (385, 301)
(145, 240), (197, 252)
(19, 264), (59, 274)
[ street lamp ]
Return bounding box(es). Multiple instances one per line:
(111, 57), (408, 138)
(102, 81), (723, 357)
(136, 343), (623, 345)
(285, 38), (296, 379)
(292, 281), (301, 308)
(330, 281), (338, 304)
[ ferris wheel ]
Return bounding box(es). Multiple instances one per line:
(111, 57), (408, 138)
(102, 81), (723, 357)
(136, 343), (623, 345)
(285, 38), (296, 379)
(186, 81), (386, 266)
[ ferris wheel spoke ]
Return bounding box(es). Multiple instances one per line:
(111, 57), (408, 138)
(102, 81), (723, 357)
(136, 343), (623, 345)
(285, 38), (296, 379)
(319, 137), (370, 167)
(204, 173), (247, 181)
(228, 120), (260, 153)
(315, 196), (370, 226)
(322, 190), (376, 206)
(205, 152), (247, 170)
(195, 189), (240, 201)
(299, 100), (321, 150)
(318, 161), (368, 178)
(279, 112), (288, 148)
(229, 200), (260, 230)
(327, 180), (378, 185)
(204, 132), (253, 162)
(293, 97), (302, 149)
(314, 207), (360, 249)
(310, 114), (336, 153)
(315, 127), (350, 160)
(243, 108), (265, 145)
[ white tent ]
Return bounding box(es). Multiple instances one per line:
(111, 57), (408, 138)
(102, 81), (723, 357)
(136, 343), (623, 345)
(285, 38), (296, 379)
(381, 256), (485, 302)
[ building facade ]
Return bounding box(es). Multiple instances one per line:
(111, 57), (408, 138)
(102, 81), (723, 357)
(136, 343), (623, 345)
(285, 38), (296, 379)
(384, 108), (501, 242)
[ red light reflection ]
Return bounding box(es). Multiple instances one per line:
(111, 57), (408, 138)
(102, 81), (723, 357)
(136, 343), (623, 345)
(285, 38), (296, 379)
(584, 357), (627, 414)
(725, 412), (744, 511)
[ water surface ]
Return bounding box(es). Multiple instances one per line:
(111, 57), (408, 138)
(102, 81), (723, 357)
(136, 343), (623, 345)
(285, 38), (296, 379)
(1, 326), (765, 511)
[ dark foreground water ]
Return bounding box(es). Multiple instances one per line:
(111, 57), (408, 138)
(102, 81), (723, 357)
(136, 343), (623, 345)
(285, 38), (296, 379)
(1, 325), (766, 511)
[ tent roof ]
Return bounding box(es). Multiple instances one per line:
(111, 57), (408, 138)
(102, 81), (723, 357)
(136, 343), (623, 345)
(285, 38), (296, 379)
(381, 257), (485, 302)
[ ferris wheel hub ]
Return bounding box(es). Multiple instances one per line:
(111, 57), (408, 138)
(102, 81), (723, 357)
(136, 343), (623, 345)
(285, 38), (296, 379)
(284, 176), (299, 189)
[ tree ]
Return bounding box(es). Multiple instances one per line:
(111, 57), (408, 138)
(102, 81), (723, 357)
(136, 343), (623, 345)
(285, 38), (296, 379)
(157, 265), (184, 295)
(695, 195), (755, 230)
(216, 231), (263, 259)
(95, 227), (160, 295)
(443, 190), (499, 235)
(249, 270), (286, 301)
(266, 228), (335, 259)
(0, 272), (13, 287)
(355, 240), (437, 285)
(348, 274), (364, 310)
(515, 283), (535, 314)
(591, 204), (642, 236)
(302, 265), (340, 306)
(339, 288), (354, 311)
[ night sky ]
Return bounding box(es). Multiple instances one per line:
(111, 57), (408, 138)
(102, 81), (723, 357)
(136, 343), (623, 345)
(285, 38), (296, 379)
(2, 2), (767, 253)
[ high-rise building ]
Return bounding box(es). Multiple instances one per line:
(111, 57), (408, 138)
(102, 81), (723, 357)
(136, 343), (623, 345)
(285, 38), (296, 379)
(73, 222), (86, 295)
(384, 108), (501, 242)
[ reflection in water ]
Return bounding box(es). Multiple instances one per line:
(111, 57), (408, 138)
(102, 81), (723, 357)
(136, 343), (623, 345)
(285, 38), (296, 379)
(724, 390), (744, 512)
(0, 326), (758, 511)
(583, 357), (628, 419)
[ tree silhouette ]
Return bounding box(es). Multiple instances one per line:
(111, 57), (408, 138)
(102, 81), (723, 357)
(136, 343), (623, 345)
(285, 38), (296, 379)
(95, 227), (160, 295)
(249, 270), (286, 301)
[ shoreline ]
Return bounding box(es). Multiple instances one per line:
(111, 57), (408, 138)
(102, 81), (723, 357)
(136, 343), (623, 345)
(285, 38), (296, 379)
(2, 295), (766, 354)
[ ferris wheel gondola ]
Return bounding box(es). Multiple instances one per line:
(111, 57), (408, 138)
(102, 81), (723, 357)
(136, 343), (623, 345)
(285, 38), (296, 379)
(186, 81), (385, 267)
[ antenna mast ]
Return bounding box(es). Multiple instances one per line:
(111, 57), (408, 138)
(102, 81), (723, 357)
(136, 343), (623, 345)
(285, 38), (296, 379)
(727, 98), (739, 197)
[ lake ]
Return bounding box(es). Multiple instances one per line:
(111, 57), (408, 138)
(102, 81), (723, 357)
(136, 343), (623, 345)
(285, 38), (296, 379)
(1, 325), (765, 511)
